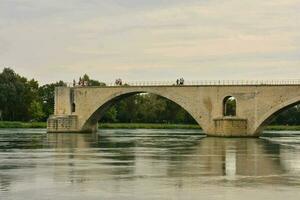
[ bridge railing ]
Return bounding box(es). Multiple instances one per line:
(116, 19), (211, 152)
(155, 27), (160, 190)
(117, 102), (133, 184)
(67, 79), (300, 87)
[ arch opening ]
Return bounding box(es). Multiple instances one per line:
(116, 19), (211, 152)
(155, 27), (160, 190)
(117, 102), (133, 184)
(72, 103), (76, 113)
(255, 100), (300, 134)
(82, 92), (201, 132)
(223, 96), (236, 117)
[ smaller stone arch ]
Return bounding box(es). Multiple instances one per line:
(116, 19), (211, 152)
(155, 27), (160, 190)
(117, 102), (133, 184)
(71, 103), (76, 113)
(223, 96), (237, 116)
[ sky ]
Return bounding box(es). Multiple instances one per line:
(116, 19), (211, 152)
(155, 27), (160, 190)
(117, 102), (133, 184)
(0, 0), (300, 84)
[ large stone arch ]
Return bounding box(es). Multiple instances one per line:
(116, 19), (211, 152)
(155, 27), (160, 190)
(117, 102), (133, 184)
(49, 85), (300, 136)
(80, 88), (207, 133)
(253, 96), (300, 135)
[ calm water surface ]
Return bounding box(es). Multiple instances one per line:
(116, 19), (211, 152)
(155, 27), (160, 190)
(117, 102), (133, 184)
(0, 129), (300, 200)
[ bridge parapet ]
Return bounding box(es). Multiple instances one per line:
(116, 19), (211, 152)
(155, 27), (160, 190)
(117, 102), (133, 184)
(66, 79), (300, 87)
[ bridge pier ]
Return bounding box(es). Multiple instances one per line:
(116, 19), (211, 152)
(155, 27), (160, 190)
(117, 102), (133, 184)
(47, 115), (98, 133)
(47, 115), (79, 133)
(210, 117), (248, 137)
(47, 114), (251, 137)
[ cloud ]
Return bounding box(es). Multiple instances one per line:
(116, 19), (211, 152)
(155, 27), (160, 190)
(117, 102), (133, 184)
(0, 0), (300, 84)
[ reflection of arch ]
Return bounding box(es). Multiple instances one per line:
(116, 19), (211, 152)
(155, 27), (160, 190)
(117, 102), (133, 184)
(254, 96), (300, 134)
(223, 96), (236, 116)
(82, 91), (202, 131)
(72, 103), (76, 113)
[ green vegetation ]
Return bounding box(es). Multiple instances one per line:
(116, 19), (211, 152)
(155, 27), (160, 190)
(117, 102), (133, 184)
(1, 121), (300, 131)
(0, 68), (196, 125)
(0, 121), (200, 129)
(0, 68), (66, 122)
(0, 121), (46, 128)
(100, 93), (196, 124)
(265, 125), (300, 131)
(99, 123), (201, 129)
(0, 68), (300, 129)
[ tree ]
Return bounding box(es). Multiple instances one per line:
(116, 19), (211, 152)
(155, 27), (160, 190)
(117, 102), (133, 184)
(271, 106), (300, 125)
(81, 74), (106, 86)
(101, 106), (117, 122)
(0, 68), (29, 121)
(29, 100), (45, 121)
(99, 93), (197, 124)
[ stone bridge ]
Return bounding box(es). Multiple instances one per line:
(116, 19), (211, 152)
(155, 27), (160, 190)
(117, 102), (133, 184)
(47, 81), (300, 137)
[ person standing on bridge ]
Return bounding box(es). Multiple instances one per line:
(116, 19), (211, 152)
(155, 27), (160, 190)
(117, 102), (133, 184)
(115, 78), (123, 86)
(78, 77), (82, 86)
(179, 78), (184, 85)
(115, 79), (118, 86)
(84, 80), (88, 87)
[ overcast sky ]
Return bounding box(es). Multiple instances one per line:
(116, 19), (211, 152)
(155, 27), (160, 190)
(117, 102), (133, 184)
(0, 0), (299, 84)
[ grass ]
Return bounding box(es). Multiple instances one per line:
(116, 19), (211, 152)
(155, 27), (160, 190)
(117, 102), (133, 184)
(98, 123), (201, 129)
(0, 121), (46, 128)
(265, 125), (300, 131)
(0, 121), (200, 129)
(0, 121), (300, 131)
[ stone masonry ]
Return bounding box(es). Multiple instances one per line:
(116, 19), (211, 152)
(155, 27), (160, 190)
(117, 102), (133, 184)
(47, 85), (300, 137)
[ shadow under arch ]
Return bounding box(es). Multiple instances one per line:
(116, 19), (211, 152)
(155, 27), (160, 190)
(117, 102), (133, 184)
(82, 90), (202, 132)
(254, 96), (300, 135)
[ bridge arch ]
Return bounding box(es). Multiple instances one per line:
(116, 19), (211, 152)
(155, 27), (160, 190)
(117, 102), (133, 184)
(223, 96), (237, 117)
(254, 96), (300, 135)
(71, 103), (76, 113)
(81, 89), (204, 132)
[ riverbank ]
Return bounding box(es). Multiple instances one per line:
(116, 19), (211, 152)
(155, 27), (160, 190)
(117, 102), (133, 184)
(98, 123), (200, 129)
(0, 121), (46, 128)
(0, 121), (300, 131)
(265, 125), (300, 131)
(0, 121), (200, 129)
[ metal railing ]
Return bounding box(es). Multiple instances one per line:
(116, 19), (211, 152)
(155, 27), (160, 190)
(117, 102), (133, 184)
(67, 79), (300, 87)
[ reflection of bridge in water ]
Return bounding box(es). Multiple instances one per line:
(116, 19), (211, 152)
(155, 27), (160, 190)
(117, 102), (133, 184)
(47, 80), (300, 137)
(45, 132), (300, 182)
(2, 131), (300, 193)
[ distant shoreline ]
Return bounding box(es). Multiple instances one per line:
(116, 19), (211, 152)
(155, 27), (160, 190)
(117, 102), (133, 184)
(0, 121), (200, 129)
(0, 121), (300, 131)
(98, 123), (200, 129)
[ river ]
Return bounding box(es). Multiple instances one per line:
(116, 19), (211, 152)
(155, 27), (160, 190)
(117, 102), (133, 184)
(0, 129), (300, 200)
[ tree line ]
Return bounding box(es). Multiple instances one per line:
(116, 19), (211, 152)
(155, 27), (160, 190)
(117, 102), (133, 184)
(0, 68), (299, 125)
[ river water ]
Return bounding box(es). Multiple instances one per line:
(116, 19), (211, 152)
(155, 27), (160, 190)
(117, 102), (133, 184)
(0, 129), (300, 200)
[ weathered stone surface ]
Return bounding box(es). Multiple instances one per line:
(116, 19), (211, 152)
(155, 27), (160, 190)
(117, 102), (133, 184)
(47, 115), (78, 133)
(213, 117), (247, 137)
(47, 85), (300, 137)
